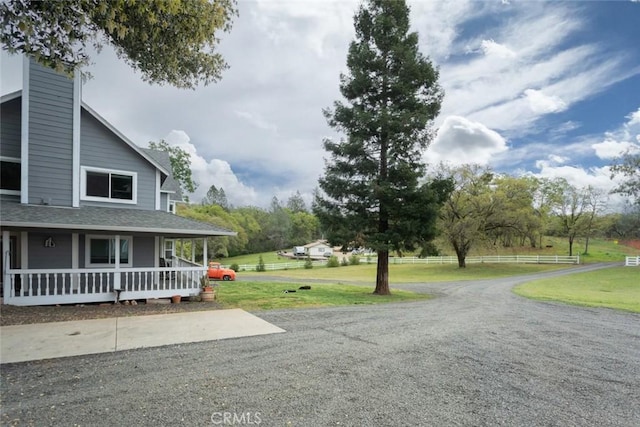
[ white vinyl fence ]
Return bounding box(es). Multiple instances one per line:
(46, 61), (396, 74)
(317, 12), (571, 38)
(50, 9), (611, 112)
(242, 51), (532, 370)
(625, 256), (640, 266)
(234, 255), (580, 272)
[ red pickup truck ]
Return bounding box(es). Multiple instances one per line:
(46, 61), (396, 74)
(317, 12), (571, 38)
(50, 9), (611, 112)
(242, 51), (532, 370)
(207, 262), (236, 281)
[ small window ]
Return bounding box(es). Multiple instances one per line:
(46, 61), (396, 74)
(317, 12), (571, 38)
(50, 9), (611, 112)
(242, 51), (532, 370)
(81, 167), (137, 204)
(86, 236), (132, 267)
(0, 159), (21, 194)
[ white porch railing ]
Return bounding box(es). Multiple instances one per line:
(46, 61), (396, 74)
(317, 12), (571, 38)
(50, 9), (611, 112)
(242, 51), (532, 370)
(3, 266), (207, 306)
(625, 256), (640, 266)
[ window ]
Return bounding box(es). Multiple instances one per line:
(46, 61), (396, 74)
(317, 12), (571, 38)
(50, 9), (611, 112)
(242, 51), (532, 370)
(164, 239), (175, 260)
(81, 166), (137, 203)
(0, 158), (21, 195)
(86, 235), (132, 267)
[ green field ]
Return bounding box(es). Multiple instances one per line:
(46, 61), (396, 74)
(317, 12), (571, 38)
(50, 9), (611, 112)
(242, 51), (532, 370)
(241, 263), (571, 283)
(514, 267), (640, 312)
(214, 281), (431, 311)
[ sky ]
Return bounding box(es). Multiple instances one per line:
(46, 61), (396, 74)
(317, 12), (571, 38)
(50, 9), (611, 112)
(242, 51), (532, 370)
(1, 0), (639, 210)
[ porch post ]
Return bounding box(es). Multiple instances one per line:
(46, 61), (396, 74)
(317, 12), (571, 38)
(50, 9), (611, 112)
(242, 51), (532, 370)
(20, 231), (28, 269)
(191, 239), (195, 263)
(71, 233), (79, 290)
(154, 236), (160, 284)
(113, 235), (121, 291)
(203, 237), (208, 267)
(2, 230), (10, 301)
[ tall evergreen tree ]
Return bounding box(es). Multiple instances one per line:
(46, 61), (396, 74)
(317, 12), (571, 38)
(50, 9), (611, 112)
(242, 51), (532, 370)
(203, 184), (229, 209)
(314, 0), (446, 295)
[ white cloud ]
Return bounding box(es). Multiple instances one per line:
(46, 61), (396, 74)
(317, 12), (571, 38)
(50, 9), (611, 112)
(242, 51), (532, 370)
(591, 107), (640, 159)
(592, 139), (634, 160)
(234, 110), (278, 133)
(439, 4), (637, 136)
(163, 130), (259, 206)
(626, 107), (640, 126)
(429, 116), (508, 165)
(523, 89), (567, 114)
(480, 39), (516, 59)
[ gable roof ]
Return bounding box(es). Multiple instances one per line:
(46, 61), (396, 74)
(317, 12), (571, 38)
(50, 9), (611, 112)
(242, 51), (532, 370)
(142, 148), (184, 202)
(303, 240), (331, 249)
(0, 203), (235, 237)
(0, 91), (170, 176)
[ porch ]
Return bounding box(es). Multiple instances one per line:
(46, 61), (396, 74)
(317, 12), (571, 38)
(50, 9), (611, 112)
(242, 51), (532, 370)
(3, 261), (208, 306)
(1, 203), (237, 306)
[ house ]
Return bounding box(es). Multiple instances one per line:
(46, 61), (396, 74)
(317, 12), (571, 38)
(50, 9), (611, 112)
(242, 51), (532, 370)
(303, 240), (333, 258)
(0, 57), (235, 306)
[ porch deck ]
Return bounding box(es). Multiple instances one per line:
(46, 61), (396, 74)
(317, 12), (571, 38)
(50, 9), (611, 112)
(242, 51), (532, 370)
(3, 265), (208, 306)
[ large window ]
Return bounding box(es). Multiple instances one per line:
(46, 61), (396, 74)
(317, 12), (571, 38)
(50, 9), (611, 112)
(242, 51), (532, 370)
(81, 166), (137, 203)
(86, 235), (132, 267)
(0, 158), (21, 195)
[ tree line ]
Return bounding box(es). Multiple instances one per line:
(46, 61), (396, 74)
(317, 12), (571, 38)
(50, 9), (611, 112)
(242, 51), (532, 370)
(180, 165), (639, 268)
(178, 190), (321, 259)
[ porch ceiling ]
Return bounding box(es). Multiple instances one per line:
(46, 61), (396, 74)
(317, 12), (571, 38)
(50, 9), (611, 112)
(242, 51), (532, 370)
(0, 203), (236, 237)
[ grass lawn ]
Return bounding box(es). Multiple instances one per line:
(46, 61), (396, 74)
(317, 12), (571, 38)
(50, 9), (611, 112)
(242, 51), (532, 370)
(214, 281), (431, 311)
(514, 267), (640, 313)
(241, 263), (572, 283)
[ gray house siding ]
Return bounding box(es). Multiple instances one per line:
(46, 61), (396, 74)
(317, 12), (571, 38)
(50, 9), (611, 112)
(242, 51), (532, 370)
(0, 97), (21, 158)
(133, 236), (155, 267)
(160, 192), (169, 210)
(28, 232), (72, 269)
(27, 60), (74, 207)
(80, 110), (157, 210)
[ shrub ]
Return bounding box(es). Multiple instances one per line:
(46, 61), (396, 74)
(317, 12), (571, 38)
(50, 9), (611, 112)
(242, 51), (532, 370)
(349, 255), (360, 265)
(256, 255), (266, 272)
(304, 256), (313, 269)
(327, 255), (340, 268)
(230, 263), (240, 272)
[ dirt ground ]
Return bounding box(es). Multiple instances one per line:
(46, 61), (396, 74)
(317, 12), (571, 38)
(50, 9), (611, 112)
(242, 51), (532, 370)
(0, 299), (222, 326)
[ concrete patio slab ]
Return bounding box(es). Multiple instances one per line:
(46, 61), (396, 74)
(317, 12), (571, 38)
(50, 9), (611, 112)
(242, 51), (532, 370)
(0, 318), (118, 364)
(0, 309), (285, 364)
(115, 309), (286, 350)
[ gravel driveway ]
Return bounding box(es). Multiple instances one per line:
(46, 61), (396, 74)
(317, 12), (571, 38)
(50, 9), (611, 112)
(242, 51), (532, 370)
(1, 263), (639, 426)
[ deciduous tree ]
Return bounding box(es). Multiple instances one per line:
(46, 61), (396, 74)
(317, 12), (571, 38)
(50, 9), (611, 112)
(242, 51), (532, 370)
(438, 164), (495, 268)
(610, 147), (640, 205)
(1, 0), (237, 89)
(149, 140), (197, 195)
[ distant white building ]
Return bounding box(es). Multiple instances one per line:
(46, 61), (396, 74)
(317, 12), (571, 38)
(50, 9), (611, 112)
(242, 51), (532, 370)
(304, 240), (333, 258)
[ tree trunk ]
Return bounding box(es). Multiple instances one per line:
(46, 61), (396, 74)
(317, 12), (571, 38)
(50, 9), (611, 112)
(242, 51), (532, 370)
(374, 249), (390, 295)
(568, 235), (574, 256)
(584, 236), (590, 254)
(456, 250), (466, 268)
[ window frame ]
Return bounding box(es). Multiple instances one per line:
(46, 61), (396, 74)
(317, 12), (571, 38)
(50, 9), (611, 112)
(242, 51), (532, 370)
(0, 156), (21, 195)
(80, 166), (137, 204)
(85, 235), (133, 268)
